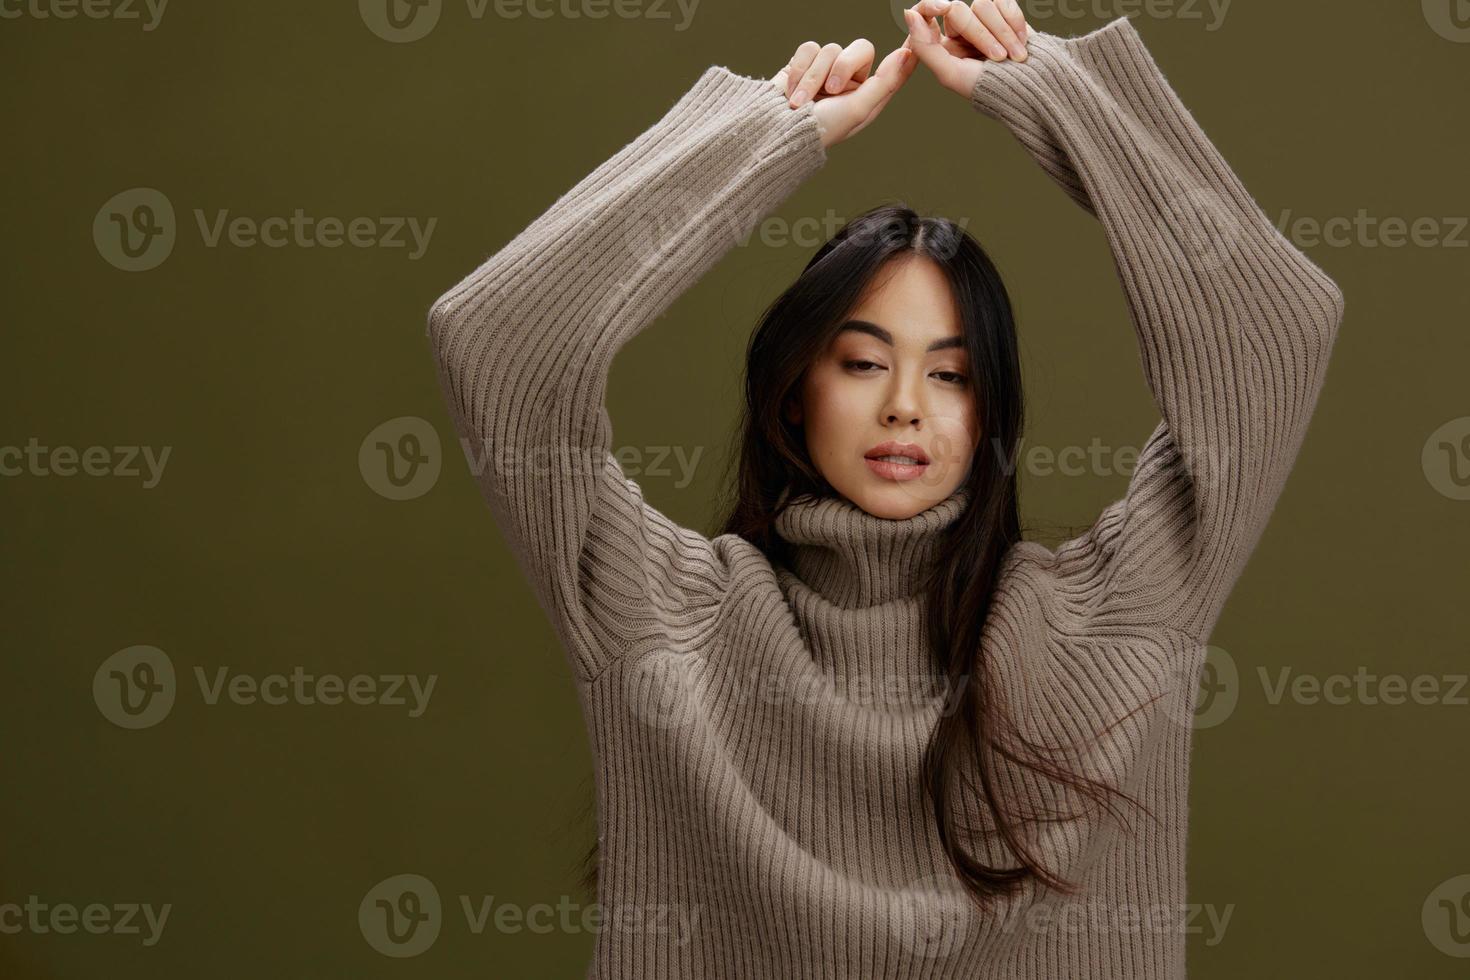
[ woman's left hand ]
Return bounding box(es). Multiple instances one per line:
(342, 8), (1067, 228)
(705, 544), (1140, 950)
(902, 0), (1032, 99)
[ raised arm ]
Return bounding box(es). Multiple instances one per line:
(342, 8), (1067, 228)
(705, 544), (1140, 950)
(424, 66), (827, 682)
(920, 10), (1345, 641)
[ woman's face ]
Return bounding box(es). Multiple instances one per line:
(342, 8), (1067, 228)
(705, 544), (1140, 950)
(787, 255), (981, 519)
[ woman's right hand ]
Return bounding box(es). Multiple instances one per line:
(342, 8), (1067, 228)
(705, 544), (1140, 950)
(903, 0), (1032, 99)
(771, 38), (917, 149)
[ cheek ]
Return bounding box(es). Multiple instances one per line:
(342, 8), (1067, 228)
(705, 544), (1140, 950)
(800, 372), (870, 458)
(924, 390), (982, 465)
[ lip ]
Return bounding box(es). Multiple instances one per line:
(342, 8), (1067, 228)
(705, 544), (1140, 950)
(864, 441), (930, 464)
(863, 441), (931, 482)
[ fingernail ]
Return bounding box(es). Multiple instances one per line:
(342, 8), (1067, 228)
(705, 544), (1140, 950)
(792, 89), (808, 107)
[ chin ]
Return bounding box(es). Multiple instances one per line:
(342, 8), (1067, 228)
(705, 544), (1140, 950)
(846, 478), (955, 519)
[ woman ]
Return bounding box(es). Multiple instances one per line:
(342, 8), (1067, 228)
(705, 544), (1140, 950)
(425, 1), (1344, 975)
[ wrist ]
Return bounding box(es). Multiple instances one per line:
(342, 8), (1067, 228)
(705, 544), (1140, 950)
(813, 108), (832, 148)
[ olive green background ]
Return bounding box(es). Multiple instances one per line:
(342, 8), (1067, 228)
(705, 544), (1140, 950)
(2, 0), (1467, 976)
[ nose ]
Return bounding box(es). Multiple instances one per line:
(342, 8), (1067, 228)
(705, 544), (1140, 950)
(881, 373), (922, 428)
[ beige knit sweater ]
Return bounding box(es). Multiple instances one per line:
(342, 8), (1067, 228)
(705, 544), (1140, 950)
(426, 16), (1344, 979)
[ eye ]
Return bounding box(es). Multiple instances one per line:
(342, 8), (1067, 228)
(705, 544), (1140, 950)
(842, 359), (883, 373)
(933, 371), (969, 385)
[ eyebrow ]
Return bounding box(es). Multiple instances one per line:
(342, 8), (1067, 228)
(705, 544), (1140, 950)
(837, 319), (965, 353)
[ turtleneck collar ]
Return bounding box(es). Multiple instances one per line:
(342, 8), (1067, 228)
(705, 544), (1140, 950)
(772, 488), (971, 610)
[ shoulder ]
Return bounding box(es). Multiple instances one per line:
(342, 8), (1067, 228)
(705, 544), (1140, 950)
(991, 532), (1187, 639)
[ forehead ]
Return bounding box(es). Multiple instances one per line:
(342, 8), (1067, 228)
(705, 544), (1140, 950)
(841, 256), (963, 348)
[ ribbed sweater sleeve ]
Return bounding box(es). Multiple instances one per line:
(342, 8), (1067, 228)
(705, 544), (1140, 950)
(425, 67), (827, 682)
(970, 17), (1346, 642)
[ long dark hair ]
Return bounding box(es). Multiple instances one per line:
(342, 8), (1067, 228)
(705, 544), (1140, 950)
(576, 202), (1147, 910)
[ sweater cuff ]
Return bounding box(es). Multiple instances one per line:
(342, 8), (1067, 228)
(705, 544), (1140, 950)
(678, 64), (829, 188)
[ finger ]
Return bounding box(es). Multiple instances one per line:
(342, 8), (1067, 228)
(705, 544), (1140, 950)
(825, 38), (875, 94)
(792, 41), (842, 107)
(900, 31), (953, 65)
(940, 33), (983, 59)
(882, 42), (920, 94)
(916, 0), (1007, 62)
(846, 39), (915, 118)
(971, 0), (1027, 61)
(904, 6), (986, 62)
(847, 48), (918, 139)
(903, 5), (969, 91)
(785, 41), (820, 100)
(871, 47), (919, 111)
(995, 0), (1030, 42)
(901, 30), (974, 62)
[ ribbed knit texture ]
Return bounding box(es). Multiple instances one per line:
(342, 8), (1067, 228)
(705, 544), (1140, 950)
(426, 17), (1344, 979)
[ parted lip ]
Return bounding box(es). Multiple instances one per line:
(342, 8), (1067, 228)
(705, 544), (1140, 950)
(863, 441), (930, 464)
